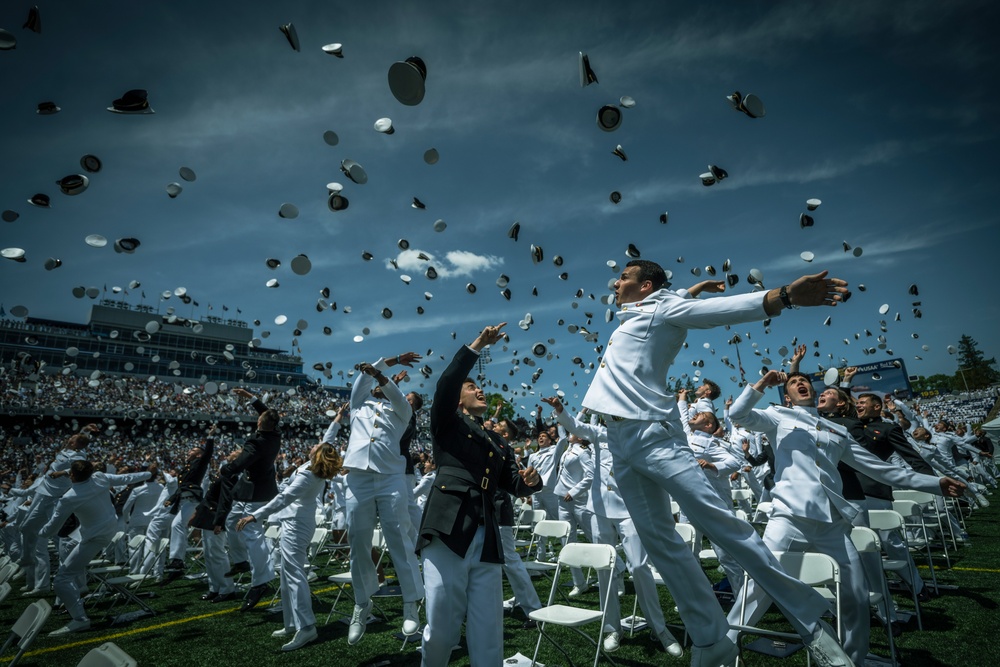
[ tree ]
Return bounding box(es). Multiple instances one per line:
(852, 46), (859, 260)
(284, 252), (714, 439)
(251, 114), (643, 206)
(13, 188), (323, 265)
(485, 393), (514, 421)
(954, 334), (1000, 390)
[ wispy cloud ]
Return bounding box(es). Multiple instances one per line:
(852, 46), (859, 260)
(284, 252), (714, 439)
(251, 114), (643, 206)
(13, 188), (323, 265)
(388, 248), (504, 279)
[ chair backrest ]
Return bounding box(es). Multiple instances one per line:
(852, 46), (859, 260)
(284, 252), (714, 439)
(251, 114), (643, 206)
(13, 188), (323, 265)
(0, 581), (11, 605)
(371, 528), (386, 551)
(532, 519), (571, 540)
(893, 489), (934, 505)
(674, 523), (697, 553)
(557, 542), (616, 571)
(127, 534), (146, 549)
(0, 562), (16, 585)
(264, 524), (281, 540)
(776, 552), (839, 587)
(732, 489), (753, 502)
(10, 599), (51, 658)
(868, 509), (906, 532)
(891, 500), (921, 519)
(669, 500), (681, 516)
(76, 641), (138, 667)
(850, 526), (881, 554)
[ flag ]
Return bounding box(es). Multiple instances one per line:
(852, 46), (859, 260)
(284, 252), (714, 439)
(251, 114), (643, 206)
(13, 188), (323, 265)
(223, 305), (229, 312)
(193, 300), (199, 307)
(237, 308), (242, 314)
(208, 304), (213, 311)
(142, 291), (146, 299)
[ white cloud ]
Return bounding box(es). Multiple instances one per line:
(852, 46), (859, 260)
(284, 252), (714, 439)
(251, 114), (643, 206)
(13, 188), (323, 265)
(388, 249), (504, 279)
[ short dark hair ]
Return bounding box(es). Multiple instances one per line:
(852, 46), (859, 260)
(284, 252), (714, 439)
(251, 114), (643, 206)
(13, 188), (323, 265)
(625, 260), (667, 291)
(783, 372), (813, 393)
(499, 418), (519, 440)
(259, 409), (280, 431)
(702, 379), (721, 400)
(70, 460), (95, 482)
(407, 392), (424, 411)
(857, 393), (883, 408)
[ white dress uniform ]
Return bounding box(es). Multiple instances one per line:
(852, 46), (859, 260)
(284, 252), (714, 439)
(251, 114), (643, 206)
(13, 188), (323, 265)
(553, 409), (681, 651)
(725, 385), (947, 664)
(19, 447), (86, 591)
(581, 287), (835, 651)
(251, 462), (326, 634)
(343, 358), (424, 607)
(121, 478), (163, 572)
(553, 441), (595, 590)
(40, 471), (154, 625)
(676, 415), (745, 588)
(140, 472), (177, 576)
(526, 442), (561, 521)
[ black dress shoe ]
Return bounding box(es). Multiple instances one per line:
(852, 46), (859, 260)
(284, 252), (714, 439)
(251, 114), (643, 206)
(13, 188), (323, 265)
(201, 591), (219, 601)
(522, 620), (537, 629)
(210, 592), (238, 604)
(224, 561), (251, 578)
(160, 569), (185, 586)
(165, 558), (185, 571)
(240, 583), (270, 612)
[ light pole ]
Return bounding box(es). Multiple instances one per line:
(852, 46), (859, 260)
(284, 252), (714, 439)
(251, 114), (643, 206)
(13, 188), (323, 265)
(957, 367), (971, 393)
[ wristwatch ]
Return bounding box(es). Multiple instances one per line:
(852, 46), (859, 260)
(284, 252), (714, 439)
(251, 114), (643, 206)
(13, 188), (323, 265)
(779, 285), (798, 310)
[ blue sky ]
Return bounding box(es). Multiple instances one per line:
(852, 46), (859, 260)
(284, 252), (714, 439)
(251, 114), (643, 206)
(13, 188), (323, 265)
(2, 1), (998, 417)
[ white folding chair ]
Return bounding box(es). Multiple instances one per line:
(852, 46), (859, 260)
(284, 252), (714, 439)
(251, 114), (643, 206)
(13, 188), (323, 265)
(102, 537), (168, 624)
(851, 527), (897, 667)
(0, 565), (16, 587)
(0, 599), (51, 667)
(891, 499), (939, 593)
(869, 509), (923, 630)
(75, 641), (137, 667)
(732, 552), (842, 666)
(324, 528), (386, 625)
(0, 583), (10, 606)
(893, 489), (954, 566)
(514, 509), (547, 549)
(523, 520), (572, 598)
(751, 501), (772, 524)
(529, 542), (618, 667)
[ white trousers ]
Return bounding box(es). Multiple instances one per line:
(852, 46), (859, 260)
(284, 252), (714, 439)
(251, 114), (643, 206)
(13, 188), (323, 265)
(140, 512), (172, 576)
(202, 530), (235, 595)
(345, 470), (424, 604)
(604, 418), (829, 648)
(590, 513), (669, 635)
(54, 526), (117, 622)
(421, 528), (502, 667)
(557, 496), (594, 588)
(277, 516), (316, 631)
(500, 527), (541, 614)
(226, 500), (274, 587)
(726, 514), (869, 665)
(19, 494), (56, 589)
(168, 498), (197, 561)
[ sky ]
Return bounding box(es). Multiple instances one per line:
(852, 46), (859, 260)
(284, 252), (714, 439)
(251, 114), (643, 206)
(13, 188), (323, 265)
(2, 0), (999, 418)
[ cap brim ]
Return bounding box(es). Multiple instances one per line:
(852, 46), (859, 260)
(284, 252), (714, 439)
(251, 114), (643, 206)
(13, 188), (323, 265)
(106, 106), (155, 114)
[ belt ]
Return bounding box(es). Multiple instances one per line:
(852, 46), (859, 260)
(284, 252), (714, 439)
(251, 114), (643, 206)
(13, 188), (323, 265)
(437, 465), (491, 492)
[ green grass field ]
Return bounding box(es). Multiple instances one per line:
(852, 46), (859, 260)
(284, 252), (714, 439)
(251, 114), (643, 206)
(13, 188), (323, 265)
(4, 500), (999, 667)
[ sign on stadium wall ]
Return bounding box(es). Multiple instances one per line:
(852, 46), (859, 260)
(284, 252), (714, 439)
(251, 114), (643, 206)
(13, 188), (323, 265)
(807, 358), (914, 400)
